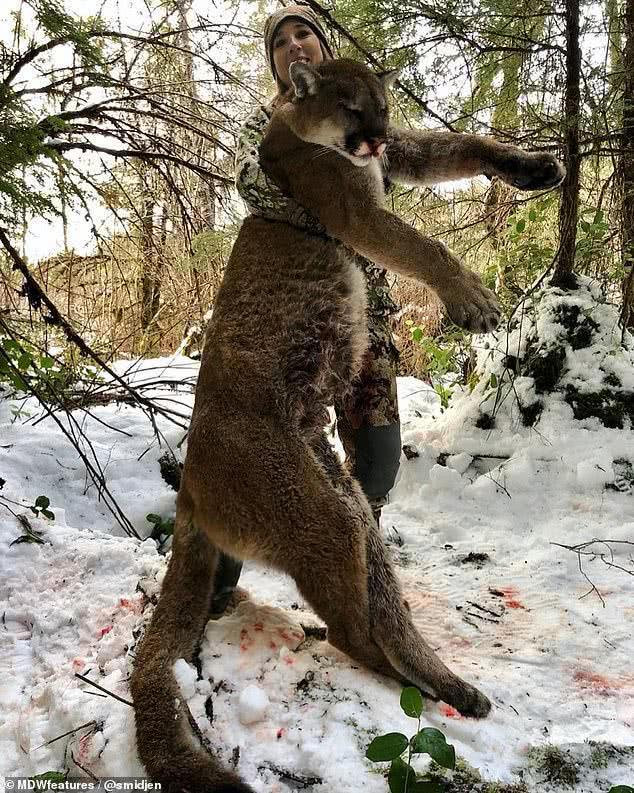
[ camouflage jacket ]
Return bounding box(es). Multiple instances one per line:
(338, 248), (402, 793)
(234, 104), (398, 319)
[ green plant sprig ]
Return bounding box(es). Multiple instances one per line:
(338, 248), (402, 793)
(366, 687), (455, 792)
(29, 494), (55, 520)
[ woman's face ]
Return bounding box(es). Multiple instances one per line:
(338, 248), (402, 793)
(272, 20), (324, 89)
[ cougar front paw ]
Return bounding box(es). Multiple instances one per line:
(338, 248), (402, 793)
(501, 150), (566, 191)
(439, 270), (501, 334)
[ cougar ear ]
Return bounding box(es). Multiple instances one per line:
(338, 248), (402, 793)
(377, 68), (400, 91)
(289, 61), (321, 99)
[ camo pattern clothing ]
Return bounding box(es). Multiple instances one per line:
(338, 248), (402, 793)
(235, 104), (401, 497)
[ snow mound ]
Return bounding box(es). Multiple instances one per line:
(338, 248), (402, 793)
(456, 276), (634, 437)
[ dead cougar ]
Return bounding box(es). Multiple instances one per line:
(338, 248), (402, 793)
(130, 59), (564, 792)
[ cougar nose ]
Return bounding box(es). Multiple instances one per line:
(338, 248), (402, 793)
(368, 139), (386, 158)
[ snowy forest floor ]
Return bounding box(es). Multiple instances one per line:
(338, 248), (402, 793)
(1, 285), (633, 792)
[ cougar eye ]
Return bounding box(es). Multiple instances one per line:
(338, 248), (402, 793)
(340, 102), (363, 120)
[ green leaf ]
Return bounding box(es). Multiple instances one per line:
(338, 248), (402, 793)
(2, 339), (21, 353)
(146, 513), (162, 525)
(42, 509), (55, 520)
(528, 209), (537, 222)
(515, 219), (526, 233)
(31, 772), (68, 782)
(388, 756), (417, 793)
(39, 356), (56, 369)
(35, 495), (50, 509)
(366, 732), (409, 762)
(411, 728), (456, 770)
(609, 787), (634, 792)
(18, 352), (33, 370)
(489, 373), (498, 388)
(9, 372), (28, 392)
(580, 220), (591, 233)
(400, 686), (424, 718)
(412, 327), (423, 343)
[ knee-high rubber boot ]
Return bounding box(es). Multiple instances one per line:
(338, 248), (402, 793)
(350, 421), (401, 524)
(209, 552), (244, 618)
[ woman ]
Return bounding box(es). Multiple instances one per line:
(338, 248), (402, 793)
(210, 4), (402, 615)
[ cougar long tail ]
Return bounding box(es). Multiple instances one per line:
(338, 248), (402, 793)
(130, 494), (254, 793)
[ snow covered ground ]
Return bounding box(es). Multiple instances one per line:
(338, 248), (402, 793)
(1, 293), (633, 791)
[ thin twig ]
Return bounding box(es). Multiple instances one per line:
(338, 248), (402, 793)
(74, 673), (133, 707)
(31, 721), (97, 752)
(551, 539), (634, 607)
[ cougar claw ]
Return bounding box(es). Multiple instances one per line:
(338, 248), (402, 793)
(505, 151), (566, 191)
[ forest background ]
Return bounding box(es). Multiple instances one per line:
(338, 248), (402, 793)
(0, 0), (631, 456)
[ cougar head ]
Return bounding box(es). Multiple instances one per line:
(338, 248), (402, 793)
(288, 58), (399, 167)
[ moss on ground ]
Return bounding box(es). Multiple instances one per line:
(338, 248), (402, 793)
(426, 759), (529, 793)
(527, 745), (579, 787)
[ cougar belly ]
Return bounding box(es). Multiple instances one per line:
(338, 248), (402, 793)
(206, 218), (368, 427)
(278, 240), (368, 428)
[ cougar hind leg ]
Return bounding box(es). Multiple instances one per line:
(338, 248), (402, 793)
(365, 524), (491, 717)
(292, 434), (491, 718)
(131, 492), (255, 793)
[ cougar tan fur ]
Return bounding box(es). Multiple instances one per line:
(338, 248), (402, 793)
(130, 59), (565, 792)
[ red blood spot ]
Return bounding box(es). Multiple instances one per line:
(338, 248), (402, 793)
(76, 731), (92, 761)
(240, 628), (254, 652)
(440, 704), (461, 719)
(118, 597), (142, 613)
(72, 658), (85, 671)
(278, 629), (291, 641)
(98, 625), (113, 638)
(283, 655), (295, 665)
(270, 641), (277, 650)
(574, 670), (616, 696)
(492, 586), (526, 610)
(277, 728), (285, 739)
(254, 622), (264, 632)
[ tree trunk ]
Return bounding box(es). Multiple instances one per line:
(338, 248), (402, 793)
(621, 0), (634, 327)
(140, 188), (157, 332)
(552, 0), (582, 288)
(485, 180), (516, 243)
